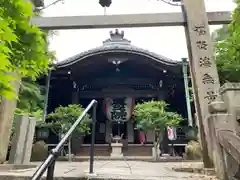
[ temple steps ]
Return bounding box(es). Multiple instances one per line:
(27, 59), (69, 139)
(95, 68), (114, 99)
(76, 144), (154, 157)
(76, 144), (111, 156)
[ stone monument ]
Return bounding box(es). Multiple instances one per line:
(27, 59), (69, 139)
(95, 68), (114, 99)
(9, 115), (36, 164)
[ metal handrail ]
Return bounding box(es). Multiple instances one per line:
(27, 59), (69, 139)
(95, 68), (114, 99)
(31, 99), (98, 180)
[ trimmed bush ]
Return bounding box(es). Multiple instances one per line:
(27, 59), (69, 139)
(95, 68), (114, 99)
(185, 140), (202, 160)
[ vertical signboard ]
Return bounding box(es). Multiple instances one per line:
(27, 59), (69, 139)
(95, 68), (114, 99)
(182, 0), (220, 166)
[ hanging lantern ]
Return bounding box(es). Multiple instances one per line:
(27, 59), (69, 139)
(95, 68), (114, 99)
(104, 97), (135, 122)
(99, 0), (112, 7)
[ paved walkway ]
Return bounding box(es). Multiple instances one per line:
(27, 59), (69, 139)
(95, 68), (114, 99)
(0, 161), (217, 180)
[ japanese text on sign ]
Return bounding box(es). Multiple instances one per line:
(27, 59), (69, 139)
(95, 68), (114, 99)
(196, 40), (208, 50)
(194, 25), (207, 36)
(111, 100), (127, 121)
(204, 90), (217, 104)
(199, 56), (212, 68)
(202, 73), (215, 84)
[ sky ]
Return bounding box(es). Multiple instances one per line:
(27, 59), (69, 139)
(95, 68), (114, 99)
(43, 0), (236, 62)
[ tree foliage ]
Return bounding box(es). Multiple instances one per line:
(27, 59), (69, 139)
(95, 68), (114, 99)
(0, 0), (53, 99)
(17, 78), (44, 114)
(48, 104), (91, 134)
(134, 100), (182, 160)
(134, 101), (182, 132)
(215, 1), (240, 84)
(134, 100), (182, 142)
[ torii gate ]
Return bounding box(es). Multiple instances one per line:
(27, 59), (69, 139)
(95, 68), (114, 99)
(0, 0), (232, 167)
(31, 0), (230, 168)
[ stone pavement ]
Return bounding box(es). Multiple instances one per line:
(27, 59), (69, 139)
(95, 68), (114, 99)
(0, 161), (218, 180)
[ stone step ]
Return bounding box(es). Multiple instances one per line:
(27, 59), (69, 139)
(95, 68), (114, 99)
(58, 156), (187, 162)
(0, 161), (217, 180)
(76, 144), (154, 157)
(0, 175), (218, 180)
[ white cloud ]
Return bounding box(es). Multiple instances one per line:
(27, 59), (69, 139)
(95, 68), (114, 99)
(43, 0), (235, 61)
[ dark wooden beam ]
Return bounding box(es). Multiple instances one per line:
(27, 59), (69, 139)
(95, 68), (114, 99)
(78, 78), (158, 87)
(78, 90), (164, 98)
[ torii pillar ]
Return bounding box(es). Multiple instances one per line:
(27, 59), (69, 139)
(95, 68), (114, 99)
(182, 0), (220, 168)
(0, 78), (21, 163)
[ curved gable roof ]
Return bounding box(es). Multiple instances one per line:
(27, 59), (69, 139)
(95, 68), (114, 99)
(56, 29), (181, 68)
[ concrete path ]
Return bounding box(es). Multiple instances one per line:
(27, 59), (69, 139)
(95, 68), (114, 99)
(0, 161), (218, 180)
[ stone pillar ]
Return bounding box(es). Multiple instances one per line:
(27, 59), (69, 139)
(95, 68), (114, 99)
(22, 117), (36, 164)
(219, 83), (240, 136)
(182, 0), (220, 167)
(208, 100), (229, 180)
(182, 58), (193, 127)
(0, 78), (21, 163)
(127, 121), (134, 143)
(9, 116), (36, 164)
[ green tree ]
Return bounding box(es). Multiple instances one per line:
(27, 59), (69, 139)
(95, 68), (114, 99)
(48, 104), (91, 159)
(0, 0), (52, 100)
(212, 25), (229, 43)
(48, 104), (91, 134)
(134, 100), (182, 160)
(214, 1), (240, 84)
(17, 78), (44, 113)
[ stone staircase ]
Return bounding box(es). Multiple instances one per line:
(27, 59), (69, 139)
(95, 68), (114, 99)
(76, 144), (111, 156)
(76, 144), (153, 157)
(123, 144), (153, 156)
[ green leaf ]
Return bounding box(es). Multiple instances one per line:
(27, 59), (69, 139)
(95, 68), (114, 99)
(213, 2), (240, 84)
(0, 0), (55, 101)
(47, 104), (91, 134)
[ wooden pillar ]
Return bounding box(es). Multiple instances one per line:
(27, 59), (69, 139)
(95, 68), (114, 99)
(182, 0), (220, 167)
(72, 91), (79, 104)
(105, 120), (111, 143)
(42, 70), (51, 121)
(182, 58), (193, 127)
(71, 81), (79, 104)
(127, 121), (134, 143)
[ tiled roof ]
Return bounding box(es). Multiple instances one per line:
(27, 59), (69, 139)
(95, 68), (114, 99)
(56, 29), (180, 68)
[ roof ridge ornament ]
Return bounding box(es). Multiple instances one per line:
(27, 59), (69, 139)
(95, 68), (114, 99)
(103, 29), (131, 45)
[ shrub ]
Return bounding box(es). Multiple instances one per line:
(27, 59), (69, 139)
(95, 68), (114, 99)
(185, 140), (202, 160)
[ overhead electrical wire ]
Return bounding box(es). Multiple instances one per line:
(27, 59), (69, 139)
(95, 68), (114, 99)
(36, 0), (64, 11)
(157, 0), (182, 6)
